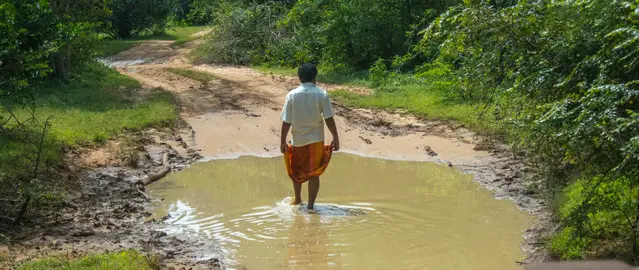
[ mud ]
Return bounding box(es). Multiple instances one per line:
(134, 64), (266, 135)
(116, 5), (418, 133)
(1, 129), (224, 269)
(4, 32), (551, 268)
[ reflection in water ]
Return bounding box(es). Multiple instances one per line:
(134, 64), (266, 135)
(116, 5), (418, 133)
(148, 154), (533, 270)
(287, 213), (333, 268)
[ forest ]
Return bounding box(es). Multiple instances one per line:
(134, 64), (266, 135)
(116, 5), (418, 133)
(2, 0), (639, 266)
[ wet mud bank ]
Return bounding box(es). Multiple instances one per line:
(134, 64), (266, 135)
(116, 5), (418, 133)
(2, 128), (225, 269)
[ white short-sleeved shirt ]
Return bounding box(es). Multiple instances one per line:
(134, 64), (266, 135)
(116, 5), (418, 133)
(281, 82), (335, 147)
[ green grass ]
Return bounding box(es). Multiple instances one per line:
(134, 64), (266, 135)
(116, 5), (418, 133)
(254, 65), (370, 87)
(0, 62), (177, 177)
(166, 68), (216, 83)
(98, 26), (209, 56)
(164, 26), (209, 40)
(16, 250), (159, 270)
(256, 66), (496, 133)
(332, 84), (495, 132)
(27, 64), (177, 145)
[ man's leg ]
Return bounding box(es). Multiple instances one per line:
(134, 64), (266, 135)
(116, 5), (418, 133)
(307, 177), (320, 210)
(292, 181), (302, 205)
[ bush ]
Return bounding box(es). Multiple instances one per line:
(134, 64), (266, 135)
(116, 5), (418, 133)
(196, 0), (458, 68)
(106, 0), (175, 39)
(0, 0), (60, 92)
(186, 0), (216, 25)
(417, 0), (639, 261)
(192, 2), (289, 65)
(278, 0), (455, 68)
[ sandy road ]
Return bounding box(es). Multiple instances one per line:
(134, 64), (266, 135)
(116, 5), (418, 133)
(105, 41), (485, 163)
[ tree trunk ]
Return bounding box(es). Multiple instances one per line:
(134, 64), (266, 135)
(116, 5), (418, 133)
(53, 42), (69, 81)
(633, 187), (639, 264)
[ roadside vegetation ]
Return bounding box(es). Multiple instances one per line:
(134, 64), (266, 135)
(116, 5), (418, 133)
(195, 0), (639, 264)
(0, 0), (207, 243)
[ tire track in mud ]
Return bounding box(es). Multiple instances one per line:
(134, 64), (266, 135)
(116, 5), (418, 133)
(100, 38), (550, 263)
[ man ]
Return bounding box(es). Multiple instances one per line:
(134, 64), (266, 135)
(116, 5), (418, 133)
(280, 63), (340, 210)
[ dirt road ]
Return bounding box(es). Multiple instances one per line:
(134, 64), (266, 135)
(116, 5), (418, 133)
(107, 41), (489, 162)
(100, 37), (548, 262)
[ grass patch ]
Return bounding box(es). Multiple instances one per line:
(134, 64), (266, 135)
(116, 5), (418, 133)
(166, 68), (216, 83)
(27, 63), (177, 145)
(255, 66), (495, 133)
(98, 26), (209, 56)
(331, 82), (496, 133)
(163, 26), (209, 41)
(0, 62), (178, 176)
(254, 65), (370, 87)
(16, 250), (159, 270)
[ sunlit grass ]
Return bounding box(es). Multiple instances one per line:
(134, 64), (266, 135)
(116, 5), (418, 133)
(0, 62), (177, 177)
(255, 66), (496, 134)
(254, 65), (370, 87)
(16, 250), (159, 270)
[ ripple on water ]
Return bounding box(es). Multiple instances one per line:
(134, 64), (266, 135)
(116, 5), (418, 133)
(148, 154), (533, 270)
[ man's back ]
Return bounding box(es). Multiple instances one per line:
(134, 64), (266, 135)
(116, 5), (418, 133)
(281, 82), (334, 147)
(279, 63), (339, 210)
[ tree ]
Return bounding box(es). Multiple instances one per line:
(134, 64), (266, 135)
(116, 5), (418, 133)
(418, 0), (639, 261)
(106, 0), (175, 39)
(0, 0), (60, 93)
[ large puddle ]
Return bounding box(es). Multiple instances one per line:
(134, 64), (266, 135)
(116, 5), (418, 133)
(148, 154), (533, 269)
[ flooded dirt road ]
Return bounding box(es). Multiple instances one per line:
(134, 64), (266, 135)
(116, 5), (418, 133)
(95, 34), (548, 266)
(148, 154), (533, 269)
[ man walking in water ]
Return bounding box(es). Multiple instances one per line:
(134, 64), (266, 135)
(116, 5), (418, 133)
(280, 63), (340, 210)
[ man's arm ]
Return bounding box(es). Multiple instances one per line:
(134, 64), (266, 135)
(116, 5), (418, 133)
(325, 117), (339, 151)
(280, 121), (291, 153)
(280, 93), (292, 153)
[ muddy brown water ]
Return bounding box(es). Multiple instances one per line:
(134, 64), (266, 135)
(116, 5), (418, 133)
(148, 154), (533, 269)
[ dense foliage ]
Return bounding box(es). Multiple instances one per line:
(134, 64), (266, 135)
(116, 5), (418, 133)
(106, 0), (174, 38)
(417, 0), (639, 261)
(193, 1), (290, 65)
(0, 0), (186, 229)
(1, 1), (60, 92)
(196, 0), (459, 68)
(175, 0), (216, 25)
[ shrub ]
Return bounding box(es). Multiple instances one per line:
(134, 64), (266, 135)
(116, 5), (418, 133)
(192, 2), (288, 65)
(106, 0), (175, 39)
(417, 0), (639, 261)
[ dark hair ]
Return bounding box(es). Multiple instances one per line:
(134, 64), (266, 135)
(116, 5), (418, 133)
(297, 63), (317, 83)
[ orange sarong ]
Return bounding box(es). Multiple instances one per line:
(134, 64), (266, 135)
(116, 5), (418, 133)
(284, 141), (333, 184)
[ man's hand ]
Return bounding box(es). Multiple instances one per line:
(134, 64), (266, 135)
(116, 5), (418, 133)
(281, 121), (291, 154)
(325, 117), (340, 151)
(331, 138), (340, 151)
